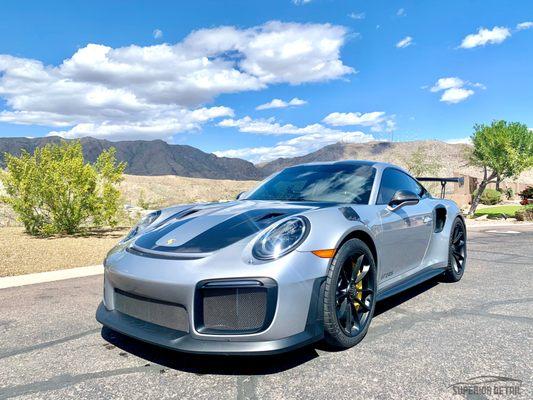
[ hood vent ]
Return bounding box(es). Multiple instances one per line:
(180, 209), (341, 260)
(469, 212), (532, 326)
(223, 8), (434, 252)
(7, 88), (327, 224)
(178, 208), (200, 219)
(255, 212), (285, 222)
(150, 207), (201, 230)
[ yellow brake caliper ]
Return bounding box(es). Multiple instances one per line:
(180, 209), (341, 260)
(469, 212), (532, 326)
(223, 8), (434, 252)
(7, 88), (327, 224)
(354, 264), (363, 311)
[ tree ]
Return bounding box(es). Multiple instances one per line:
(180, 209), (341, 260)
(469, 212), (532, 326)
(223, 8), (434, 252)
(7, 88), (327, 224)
(0, 141), (126, 235)
(468, 120), (533, 215)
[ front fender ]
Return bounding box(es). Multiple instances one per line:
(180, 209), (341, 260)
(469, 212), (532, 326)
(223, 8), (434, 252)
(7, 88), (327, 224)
(297, 206), (380, 254)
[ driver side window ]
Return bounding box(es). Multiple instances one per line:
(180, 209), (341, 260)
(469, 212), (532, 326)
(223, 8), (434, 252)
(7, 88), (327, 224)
(377, 168), (424, 205)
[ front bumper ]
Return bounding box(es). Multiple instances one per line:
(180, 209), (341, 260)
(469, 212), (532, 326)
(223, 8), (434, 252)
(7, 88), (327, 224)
(96, 243), (328, 355)
(96, 302), (322, 355)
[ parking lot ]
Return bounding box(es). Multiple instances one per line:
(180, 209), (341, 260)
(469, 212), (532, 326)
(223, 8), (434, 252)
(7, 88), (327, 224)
(0, 225), (531, 399)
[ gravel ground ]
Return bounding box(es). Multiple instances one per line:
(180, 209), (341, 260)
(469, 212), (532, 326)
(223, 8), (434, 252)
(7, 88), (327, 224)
(0, 225), (531, 399)
(0, 227), (128, 277)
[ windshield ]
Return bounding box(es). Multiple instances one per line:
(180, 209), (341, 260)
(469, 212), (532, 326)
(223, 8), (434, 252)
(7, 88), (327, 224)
(245, 164), (376, 204)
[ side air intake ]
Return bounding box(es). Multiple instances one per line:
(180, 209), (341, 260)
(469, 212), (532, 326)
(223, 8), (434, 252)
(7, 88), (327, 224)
(194, 279), (277, 335)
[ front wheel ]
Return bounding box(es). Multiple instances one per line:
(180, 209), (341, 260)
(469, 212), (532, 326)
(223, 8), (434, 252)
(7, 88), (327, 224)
(442, 217), (467, 282)
(323, 239), (377, 349)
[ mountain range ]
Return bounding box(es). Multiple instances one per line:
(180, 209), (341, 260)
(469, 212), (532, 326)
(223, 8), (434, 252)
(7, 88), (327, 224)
(0, 136), (481, 180)
(0, 136), (261, 180)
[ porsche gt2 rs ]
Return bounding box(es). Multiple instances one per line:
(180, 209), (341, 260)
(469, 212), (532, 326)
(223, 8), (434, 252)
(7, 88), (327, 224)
(96, 161), (467, 354)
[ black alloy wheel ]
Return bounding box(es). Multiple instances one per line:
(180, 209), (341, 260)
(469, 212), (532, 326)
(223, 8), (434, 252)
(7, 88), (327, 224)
(323, 239), (377, 349)
(443, 217), (467, 282)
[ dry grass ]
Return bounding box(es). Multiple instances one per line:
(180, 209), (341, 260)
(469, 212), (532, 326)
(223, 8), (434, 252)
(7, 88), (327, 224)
(0, 175), (260, 227)
(119, 174), (259, 208)
(0, 227), (129, 277)
(0, 176), (259, 276)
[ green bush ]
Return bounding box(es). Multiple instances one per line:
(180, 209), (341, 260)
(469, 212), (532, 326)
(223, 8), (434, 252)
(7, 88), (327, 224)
(472, 188), (502, 205)
(504, 187), (514, 200)
(0, 141), (126, 235)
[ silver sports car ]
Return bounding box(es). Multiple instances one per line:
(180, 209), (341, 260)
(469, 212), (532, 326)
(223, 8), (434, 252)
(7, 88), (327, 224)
(97, 161), (467, 354)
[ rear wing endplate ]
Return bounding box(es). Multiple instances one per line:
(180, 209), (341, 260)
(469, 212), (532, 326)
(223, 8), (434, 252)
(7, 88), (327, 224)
(416, 177), (464, 199)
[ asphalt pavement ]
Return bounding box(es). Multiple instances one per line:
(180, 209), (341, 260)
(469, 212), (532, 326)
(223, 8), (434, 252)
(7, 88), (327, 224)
(0, 225), (531, 399)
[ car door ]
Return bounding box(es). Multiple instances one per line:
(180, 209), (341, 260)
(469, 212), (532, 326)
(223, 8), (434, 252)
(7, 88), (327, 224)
(376, 168), (433, 282)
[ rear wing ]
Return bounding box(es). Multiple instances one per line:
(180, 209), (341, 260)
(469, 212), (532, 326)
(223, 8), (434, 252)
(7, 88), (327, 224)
(416, 177), (464, 199)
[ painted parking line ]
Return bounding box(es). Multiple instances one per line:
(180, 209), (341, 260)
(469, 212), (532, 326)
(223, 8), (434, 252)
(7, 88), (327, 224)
(0, 265), (103, 289)
(484, 230), (521, 234)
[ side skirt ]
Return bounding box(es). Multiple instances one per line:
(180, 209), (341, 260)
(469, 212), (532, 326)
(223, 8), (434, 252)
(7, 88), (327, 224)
(376, 266), (446, 302)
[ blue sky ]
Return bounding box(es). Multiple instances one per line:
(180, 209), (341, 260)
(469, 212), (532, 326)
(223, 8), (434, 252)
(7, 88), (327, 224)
(0, 0), (531, 162)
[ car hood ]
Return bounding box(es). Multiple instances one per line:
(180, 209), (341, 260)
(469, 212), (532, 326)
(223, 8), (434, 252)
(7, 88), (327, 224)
(131, 200), (334, 256)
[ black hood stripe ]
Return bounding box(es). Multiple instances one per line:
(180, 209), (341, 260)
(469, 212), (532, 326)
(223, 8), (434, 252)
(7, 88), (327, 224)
(135, 208), (308, 254)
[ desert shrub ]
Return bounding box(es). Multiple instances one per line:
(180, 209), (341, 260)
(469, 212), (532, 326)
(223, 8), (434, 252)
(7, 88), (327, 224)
(137, 189), (151, 210)
(402, 147), (443, 196)
(518, 186), (533, 200)
(403, 147), (442, 177)
(0, 141), (126, 235)
(472, 188), (502, 205)
(515, 205), (533, 221)
(503, 187), (514, 200)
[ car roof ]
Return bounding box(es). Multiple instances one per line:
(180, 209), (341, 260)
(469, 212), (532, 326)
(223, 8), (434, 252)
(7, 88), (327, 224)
(285, 160), (400, 173)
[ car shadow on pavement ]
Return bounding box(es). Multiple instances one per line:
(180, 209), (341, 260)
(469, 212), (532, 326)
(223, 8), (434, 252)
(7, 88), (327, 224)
(101, 276), (441, 375)
(374, 276), (440, 317)
(101, 327), (320, 375)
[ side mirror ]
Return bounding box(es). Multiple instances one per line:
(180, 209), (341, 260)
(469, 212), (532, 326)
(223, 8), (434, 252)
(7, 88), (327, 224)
(387, 190), (420, 211)
(236, 191), (245, 200)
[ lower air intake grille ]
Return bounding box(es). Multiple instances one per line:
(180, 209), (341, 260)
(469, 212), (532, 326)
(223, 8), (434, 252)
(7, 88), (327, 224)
(196, 279), (277, 334)
(114, 289), (189, 332)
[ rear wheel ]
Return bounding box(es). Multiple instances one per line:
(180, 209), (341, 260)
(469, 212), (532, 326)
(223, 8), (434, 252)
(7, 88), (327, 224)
(442, 218), (467, 282)
(323, 239), (377, 349)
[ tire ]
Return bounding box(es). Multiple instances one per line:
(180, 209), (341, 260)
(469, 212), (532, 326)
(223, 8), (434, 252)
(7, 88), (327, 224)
(442, 217), (467, 282)
(323, 238), (377, 349)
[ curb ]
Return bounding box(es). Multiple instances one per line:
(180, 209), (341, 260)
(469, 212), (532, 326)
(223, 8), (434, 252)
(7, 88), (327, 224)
(466, 222), (533, 229)
(0, 265), (103, 290)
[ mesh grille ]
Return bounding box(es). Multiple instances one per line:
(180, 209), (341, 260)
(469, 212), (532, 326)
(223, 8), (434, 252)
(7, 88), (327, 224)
(202, 287), (267, 332)
(114, 289), (189, 333)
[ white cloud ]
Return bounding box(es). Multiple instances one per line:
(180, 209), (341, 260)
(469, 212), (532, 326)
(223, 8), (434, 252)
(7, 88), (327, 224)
(348, 12), (365, 20)
(322, 111), (395, 132)
(256, 97), (306, 110)
(430, 77), (464, 92)
(0, 21), (353, 141)
(428, 76), (483, 104)
(292, 0), (312, 5)
(445, 137), (472, 145)
(396, 36), (413, 48)
(516, 21), (533, 30)
(215, 116), (375, 162)
(153, 29), (163, 39)
(440, 88), (474, 104)
(471, 82), (487, 90)
(49, 106), (234, 141)
(396, 8), (406, 17)
(459, 26), (511, 48)
(218, 116), (329, 136)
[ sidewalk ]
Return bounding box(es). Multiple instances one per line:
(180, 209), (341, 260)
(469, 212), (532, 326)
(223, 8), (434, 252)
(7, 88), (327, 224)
(465, 219), (533, 228)
(0, 265), (103, 289)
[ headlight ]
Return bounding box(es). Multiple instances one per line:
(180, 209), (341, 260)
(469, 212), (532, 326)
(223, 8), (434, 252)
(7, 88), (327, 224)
(123, 210), (161, 242)
(252, 216), (309, 260)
